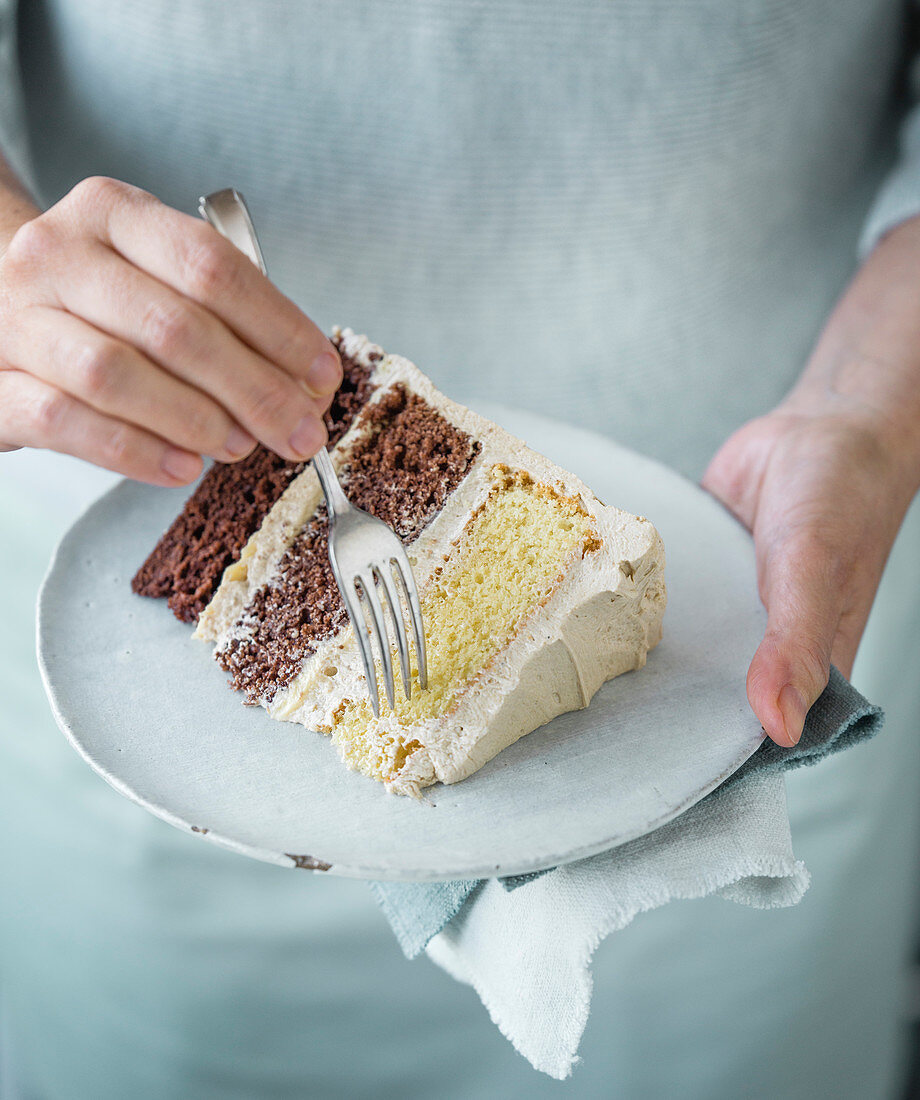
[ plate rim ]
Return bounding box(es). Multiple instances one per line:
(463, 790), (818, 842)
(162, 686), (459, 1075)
(36, 414), (766, 881)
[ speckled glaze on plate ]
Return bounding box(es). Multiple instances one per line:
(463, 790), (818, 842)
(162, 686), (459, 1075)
(37, 407), (765, 882)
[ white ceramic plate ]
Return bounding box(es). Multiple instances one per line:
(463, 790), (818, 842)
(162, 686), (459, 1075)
(37, 407), (765, 881)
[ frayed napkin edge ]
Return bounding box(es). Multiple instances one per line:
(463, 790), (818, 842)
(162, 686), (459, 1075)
(425, 853), (810, 1080)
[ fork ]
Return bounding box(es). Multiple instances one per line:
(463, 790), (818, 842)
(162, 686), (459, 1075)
(198, 188), (429, 717)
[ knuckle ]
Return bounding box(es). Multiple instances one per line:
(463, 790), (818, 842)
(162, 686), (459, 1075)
(30, 386), (69, 439)
(183, 402), (225, 451)
(142, 300), (198, 358)
(763, 629), (828, 692)
(184, 235), (238, 300)
(793, 646), (829, 695)
(244, 380), (297, 429)
(274, 324), (318, 369)
(69, 175), (127, 209)
(4, 217), (57, 273)
(71, 339), (124, 401)
(98, 421), (135, 468)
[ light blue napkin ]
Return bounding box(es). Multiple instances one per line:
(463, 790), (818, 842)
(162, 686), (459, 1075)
(370, 666), (882, 957)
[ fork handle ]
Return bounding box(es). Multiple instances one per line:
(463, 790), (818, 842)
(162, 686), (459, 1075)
(199, 189), (348, 510)
(198, 189), (268, 275)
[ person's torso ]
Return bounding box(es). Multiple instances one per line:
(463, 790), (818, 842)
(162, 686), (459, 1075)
(16, 0), (903, 476)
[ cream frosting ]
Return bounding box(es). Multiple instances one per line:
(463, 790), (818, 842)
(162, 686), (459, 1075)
(196, 330), (667, 796)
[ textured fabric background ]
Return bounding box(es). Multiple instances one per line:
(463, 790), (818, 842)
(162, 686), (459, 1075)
(2, 2), (920, 1097)
(9, 0), (907, 477)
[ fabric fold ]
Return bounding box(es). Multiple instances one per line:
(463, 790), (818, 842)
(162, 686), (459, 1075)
(425, 773), (808, 1079)
(371, 667), (880, 953)
(369, 667), (881, 1076)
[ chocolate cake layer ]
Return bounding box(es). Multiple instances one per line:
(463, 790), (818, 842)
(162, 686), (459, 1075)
(219, 386), (481, 702)
(132, 341), (377, 623)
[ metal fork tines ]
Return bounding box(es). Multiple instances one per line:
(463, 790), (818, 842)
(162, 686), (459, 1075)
(313, 449), (429, 715)
(198, 188), (429, 716)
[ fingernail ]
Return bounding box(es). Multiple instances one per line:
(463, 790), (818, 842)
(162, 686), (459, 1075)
(289, 415), (326, 458)
(161, 448), (202, 483)
(304, 351), (342, 395)
(778, 684), (807, 747)
(225, 425), (256, 458)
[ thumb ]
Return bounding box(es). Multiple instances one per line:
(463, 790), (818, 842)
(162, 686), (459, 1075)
(747, 534), (840, 747)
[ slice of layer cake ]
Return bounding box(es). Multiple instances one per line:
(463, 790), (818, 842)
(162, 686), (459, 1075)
(135, 329), (666, 797)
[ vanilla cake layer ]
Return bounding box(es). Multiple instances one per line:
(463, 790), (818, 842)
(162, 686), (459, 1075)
(193, 330), (666, 797)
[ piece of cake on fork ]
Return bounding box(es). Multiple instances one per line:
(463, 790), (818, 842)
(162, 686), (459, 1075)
(134, 329), (666, 797)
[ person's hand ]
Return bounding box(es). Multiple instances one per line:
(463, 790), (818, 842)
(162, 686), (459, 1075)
(0, 176), (342, 484)
(702, 408), (915, 746)
(702, 216), (920, 748)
